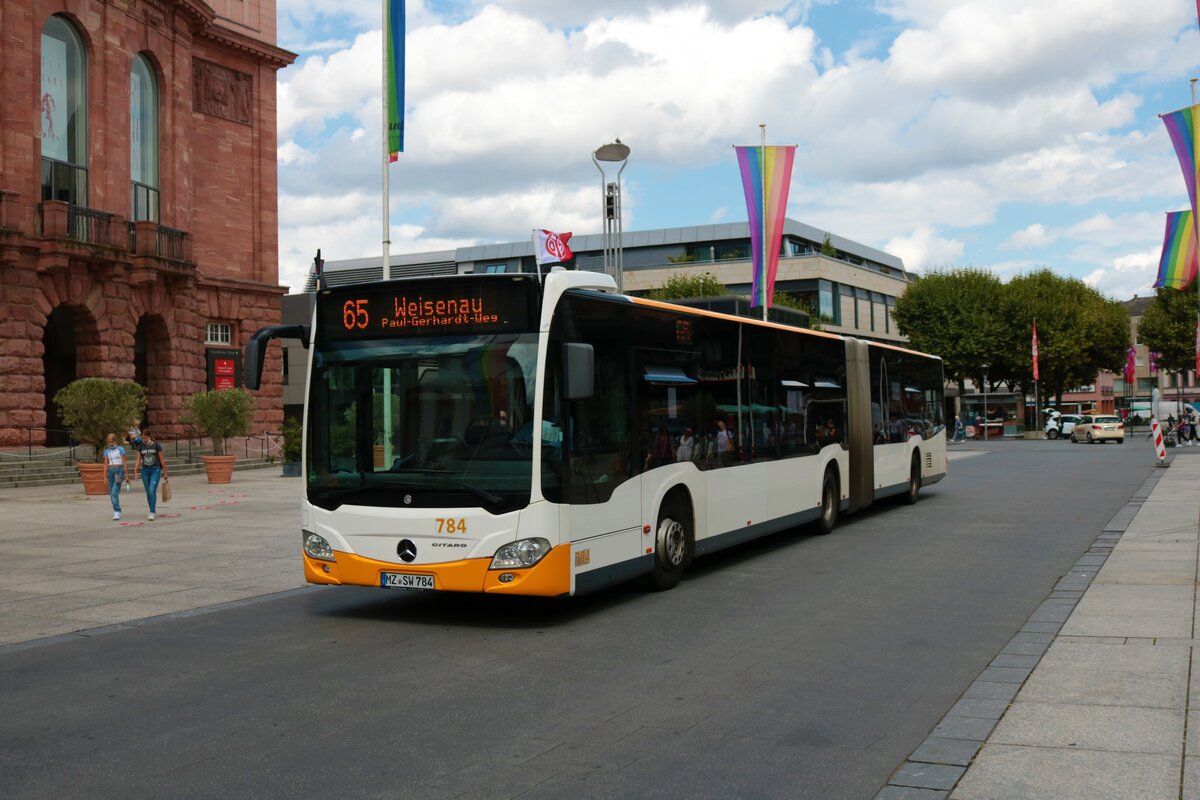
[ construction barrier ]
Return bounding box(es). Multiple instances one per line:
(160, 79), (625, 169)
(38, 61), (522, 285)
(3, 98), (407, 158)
(1151, 419), (1166, 463)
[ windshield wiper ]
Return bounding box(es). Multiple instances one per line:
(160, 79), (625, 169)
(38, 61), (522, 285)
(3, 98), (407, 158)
(389, 468), (503, 506)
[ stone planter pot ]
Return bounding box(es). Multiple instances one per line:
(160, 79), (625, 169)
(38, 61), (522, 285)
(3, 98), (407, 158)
(281, 461), (301, 477)
(77, 461), (109, 495)
(201, 454), (237, 484)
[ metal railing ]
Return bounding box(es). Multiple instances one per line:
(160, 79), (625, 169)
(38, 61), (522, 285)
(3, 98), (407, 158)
(0, 428), (79, 462)
(2, 427), (287, 465)
(127, 221), (190, 263)
(157, 225), (187, 260)
(67, 204), (115, 246)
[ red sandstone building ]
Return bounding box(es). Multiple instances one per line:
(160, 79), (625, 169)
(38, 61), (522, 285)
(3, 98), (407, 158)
(0, 0), (293, 447)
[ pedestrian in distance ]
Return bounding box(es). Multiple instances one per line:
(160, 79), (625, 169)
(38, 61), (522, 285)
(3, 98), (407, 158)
(952, 415), (965, 443)
(126, 418), (142, 478)
(134, 428), (169, 521)
(103, 433), (128, 521)
(716, 419), (734, 467)
(676, 427), (695, 463)
(648, 426), (675, 469)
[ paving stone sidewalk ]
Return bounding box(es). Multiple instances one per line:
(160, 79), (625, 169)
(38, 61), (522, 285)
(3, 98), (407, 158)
(0, 469), (308, 648)
(881, 451), (1200, 800)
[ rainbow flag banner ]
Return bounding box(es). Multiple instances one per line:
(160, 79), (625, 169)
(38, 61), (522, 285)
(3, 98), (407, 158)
(1155, 210), (1198, 290)
(735, 145), (796, 308)
(386, 0), (405, 160)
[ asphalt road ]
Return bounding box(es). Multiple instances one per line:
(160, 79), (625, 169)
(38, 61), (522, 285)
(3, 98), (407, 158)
(1, 439), (1157, 799)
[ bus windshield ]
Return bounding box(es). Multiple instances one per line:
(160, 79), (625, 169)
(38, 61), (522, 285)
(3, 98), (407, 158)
(306, 332), (539, 513)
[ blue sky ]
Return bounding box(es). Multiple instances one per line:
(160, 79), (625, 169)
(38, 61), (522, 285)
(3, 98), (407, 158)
(274, 1), (1200, 298)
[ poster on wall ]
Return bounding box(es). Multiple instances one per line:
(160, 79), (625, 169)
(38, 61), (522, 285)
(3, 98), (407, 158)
(206, 349), (242, 391)
(40, 34), (67, 161)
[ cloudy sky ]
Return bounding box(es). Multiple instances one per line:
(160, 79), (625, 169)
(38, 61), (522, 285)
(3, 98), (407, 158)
(275, 0), (1200, 299)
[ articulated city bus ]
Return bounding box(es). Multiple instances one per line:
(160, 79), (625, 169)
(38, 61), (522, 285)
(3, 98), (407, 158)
(245, 270), (945, 596)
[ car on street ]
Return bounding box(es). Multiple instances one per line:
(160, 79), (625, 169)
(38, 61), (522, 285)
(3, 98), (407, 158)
(1045, 413), (1082, 439)
(1070, 414), (1124, 444)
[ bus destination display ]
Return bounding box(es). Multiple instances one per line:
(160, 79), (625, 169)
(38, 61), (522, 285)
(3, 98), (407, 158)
(319, 278), (536, 339)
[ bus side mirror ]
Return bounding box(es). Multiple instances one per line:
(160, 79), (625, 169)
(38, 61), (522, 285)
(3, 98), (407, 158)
(245, 324), (311, 391)
(563, 343), (594, 400)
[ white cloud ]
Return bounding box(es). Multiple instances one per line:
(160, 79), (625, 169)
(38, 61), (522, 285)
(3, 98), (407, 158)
(886, 0), (1189, 97)
(273, 0), (1200, 292)
(277, 141), (316, 167)
(1081, 248), (1159, 300)
(884, 227), (965, 272)
(436, 185), (601, 240)
(1003, 223), (1056, 251)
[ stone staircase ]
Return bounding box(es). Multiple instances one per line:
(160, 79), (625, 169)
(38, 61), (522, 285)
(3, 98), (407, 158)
(0, 450), (280, 489)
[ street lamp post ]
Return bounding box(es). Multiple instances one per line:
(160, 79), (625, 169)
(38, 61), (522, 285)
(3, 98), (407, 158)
(981, 364), (990, 442)
(592, 140), (630, 293)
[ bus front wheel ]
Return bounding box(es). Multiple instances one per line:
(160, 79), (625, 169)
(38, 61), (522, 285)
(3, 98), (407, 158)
(904, 453), (921, 505)
(815, 468), (839, 535)
(650, 501), (690, 591)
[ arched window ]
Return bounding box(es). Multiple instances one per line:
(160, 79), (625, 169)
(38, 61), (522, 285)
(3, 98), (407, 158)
(130, 54), (159, 221)
(40, 15), (87, 206)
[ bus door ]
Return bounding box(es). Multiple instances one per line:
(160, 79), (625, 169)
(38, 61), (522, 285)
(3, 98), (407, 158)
(548, 294), (643, 587)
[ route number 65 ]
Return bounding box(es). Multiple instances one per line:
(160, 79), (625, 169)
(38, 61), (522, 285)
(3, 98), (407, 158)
(343, 299), (369, 330)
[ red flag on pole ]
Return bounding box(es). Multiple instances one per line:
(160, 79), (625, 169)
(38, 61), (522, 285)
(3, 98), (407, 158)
(1032, 320), (1039, 381)
(1124, 345), (1136, 384)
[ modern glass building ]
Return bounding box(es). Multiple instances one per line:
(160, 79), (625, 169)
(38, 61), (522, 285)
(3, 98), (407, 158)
(310, 219), (913, 344)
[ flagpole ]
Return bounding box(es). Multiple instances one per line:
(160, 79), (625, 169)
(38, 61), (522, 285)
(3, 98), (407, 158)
(1033, 318), (1038, 437)
(1191, 81), (1200, 405)
(381, 1), (393, 468)
(760, 124), (767, 322)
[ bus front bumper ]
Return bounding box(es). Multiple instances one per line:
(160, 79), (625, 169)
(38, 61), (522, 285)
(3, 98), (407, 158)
(302, 544), (571, 597)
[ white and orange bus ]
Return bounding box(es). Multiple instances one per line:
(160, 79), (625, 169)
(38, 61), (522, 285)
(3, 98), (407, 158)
(245, 269), (945, 596)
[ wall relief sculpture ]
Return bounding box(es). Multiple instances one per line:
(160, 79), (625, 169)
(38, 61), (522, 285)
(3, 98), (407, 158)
(193, 58), (252, 125)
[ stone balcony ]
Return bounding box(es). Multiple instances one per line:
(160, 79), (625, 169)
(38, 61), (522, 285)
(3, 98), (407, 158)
(29, 198), (196, 285)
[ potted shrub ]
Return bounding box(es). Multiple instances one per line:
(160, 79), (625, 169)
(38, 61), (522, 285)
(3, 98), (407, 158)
(280, 415), (302, 477)
(181, 387), (256, 483)
(53, 378), (147, 495)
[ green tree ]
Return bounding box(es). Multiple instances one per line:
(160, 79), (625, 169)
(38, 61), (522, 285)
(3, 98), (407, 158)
(1138, 282), (1198, 378)
(645, 272), (727, 301)
(181, 388), (256, 456)
(772, 291), (825, 330)
(892, 268), (1008, 396)
(820, 232), (837, 257)
(53, 378), (147, 461)
(1003, 270), (1128, 406)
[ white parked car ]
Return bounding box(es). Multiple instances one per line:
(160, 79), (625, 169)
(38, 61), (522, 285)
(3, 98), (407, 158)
(1045, 413), (1082, 440)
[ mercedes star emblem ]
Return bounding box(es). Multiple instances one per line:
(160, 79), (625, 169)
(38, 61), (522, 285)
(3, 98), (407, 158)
(403, 494), (413, 505)
(397, 539), (417, 563)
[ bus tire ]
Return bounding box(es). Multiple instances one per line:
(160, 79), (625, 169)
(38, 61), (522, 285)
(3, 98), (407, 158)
(650, 498), (690, 591)
(904, 453), (921, 505)
(815, 467), (839, 535)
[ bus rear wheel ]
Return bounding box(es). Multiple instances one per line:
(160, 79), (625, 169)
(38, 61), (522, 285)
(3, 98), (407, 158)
(650, 501), (690, 591)
(815, 468), (839, 535)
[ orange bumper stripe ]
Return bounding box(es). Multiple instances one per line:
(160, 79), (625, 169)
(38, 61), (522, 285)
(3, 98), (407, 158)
(303, 543), (571, 597)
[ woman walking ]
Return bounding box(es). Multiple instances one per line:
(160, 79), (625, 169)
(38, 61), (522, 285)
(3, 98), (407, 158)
(134, 428), (169, 521)
(103, 433), (128, 521)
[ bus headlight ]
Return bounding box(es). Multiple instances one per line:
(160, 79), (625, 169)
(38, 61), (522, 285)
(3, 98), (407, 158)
(303, 531), (336, 562)
(490, 538), (551, 570)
